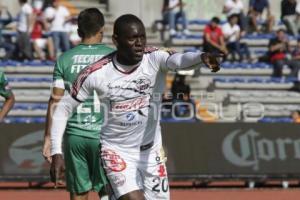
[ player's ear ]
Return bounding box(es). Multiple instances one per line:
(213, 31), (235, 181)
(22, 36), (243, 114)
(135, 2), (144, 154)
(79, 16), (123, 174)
(99, 27), (104, 36)
(77, 28), (83, 38)
(112, 34), (118, 47)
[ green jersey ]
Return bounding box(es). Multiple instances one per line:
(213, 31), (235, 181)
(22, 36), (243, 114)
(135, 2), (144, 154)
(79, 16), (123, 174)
(0, 71), (12, 98)
(53, 44), (114, 139)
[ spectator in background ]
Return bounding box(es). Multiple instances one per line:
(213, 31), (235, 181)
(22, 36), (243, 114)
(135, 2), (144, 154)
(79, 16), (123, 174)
(0, 71), (15, 122)
(281, 0), (300, 36)
(171, 74), (195, 119)
(0, 5), (15, 60)
(290, 38), (300, 75)
(171, 74), (191, 100)
(16, 0), (33, 61)
(222, 14), (251, 62)
(65, 17), (81, 47)
(248, 0), (275, 33)
(203, 17), (228, 56)
(268, 29), (300, 77)
(223, 0), (247, 32)
(162, 0), (190, 36)
(31, 0), (55, 61)
(45, 0), (71, 56)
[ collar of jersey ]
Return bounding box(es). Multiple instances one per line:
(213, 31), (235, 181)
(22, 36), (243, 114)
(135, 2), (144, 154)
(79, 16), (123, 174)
(112, 55), (141, 75)
(79, 43), (104, 46)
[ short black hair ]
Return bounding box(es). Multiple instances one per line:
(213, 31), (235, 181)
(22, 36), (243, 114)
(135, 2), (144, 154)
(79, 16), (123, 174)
(77, 8), (105, 39)
(276, 28), (286, 33)
(113, 14), (144, 36)
(211, 17), (220, 24)
(228, 14), (239, 21)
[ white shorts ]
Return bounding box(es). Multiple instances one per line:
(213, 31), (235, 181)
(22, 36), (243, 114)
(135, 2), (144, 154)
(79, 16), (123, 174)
(101, 145), (170, 200)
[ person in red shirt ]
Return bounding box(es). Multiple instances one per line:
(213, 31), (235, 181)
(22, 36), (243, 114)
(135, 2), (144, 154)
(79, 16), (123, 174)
(31, 0), (55, 60)
(268, 29), (300, 77)
(203, 17), (228, 56)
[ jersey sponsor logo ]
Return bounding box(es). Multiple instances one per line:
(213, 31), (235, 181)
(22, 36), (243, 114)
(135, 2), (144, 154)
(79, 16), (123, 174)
(126, 113), (135, 121)
(71, 55), (105, 74)
(70, 65), (87, 74)
(107, 77), (152, 95)
(71, 55), (113, 98)
(135, 78), (151, 92)
(72, 55), (103, 64)
(121, 113), (143, 126)
(111, 174), (126, 187)
(102, 149), (126, 172)
(111, 95), (150, 112)
(120, 121), (143, 127)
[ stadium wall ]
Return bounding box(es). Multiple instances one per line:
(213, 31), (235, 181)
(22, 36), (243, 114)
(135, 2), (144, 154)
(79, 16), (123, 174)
(1, 123), (300, 182)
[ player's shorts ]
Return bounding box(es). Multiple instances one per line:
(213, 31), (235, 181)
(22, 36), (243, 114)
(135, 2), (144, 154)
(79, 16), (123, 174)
(101, 143), (170, 200)
(64, 134), (108, 194)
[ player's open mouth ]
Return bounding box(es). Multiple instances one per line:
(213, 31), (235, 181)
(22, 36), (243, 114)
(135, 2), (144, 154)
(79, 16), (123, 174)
(134, 50), (144, 57)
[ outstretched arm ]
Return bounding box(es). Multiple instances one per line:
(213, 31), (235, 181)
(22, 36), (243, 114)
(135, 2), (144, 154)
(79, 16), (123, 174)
(165, 52), (221, 72)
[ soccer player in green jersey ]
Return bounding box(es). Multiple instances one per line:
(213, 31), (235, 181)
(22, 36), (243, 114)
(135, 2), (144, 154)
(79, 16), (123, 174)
(0, 71), (15, 122)
(42, 8), (114, 200)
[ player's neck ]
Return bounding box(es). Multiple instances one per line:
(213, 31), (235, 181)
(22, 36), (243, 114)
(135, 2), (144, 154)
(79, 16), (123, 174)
(82, 37), (103, 45)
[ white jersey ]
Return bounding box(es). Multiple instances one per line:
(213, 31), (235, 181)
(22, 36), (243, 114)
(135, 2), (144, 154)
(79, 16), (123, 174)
(51, 47), (205, 155)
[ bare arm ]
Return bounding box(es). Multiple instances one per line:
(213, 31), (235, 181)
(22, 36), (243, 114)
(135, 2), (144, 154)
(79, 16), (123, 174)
(269, 42), (285, 52)
(43, 87), (64, 162)
(26, 12), (34, 33)
(0, 93), (15, 122)
(219, 36), (228, 53)
(50, 94), (80, 155)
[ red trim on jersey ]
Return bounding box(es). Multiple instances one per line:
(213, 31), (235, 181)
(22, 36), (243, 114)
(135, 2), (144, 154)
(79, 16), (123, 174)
(145, 46), (177, 55)
(71, 53), (114, 98)
(144, 46), (159, 54)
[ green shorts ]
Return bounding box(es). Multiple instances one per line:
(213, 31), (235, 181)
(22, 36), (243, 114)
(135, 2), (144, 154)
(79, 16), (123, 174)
(63, 134), (107, 194)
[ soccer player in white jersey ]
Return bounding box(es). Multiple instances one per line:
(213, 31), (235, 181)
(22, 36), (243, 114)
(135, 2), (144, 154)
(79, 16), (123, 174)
(50, 14), (220, 200)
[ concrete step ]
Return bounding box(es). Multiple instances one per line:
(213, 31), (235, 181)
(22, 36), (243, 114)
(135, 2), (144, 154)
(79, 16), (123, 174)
(68, 0), (111, 16)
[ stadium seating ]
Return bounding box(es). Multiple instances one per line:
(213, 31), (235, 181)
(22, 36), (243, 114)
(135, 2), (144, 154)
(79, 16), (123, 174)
(1, 11), (299, 123)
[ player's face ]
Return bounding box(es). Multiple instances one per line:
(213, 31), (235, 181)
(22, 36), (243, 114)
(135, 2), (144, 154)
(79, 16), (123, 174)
(115, 22), (146, 65)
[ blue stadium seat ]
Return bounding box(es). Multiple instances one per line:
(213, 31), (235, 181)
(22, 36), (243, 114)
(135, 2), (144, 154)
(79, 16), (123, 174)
(259, 117), (293, 123)
(160, 118), (197, 123)
(187, 19), (226, 25)
(12, 103), (48, 110)
(183, 48), (198, 53)
(4, 117), (45, 124)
